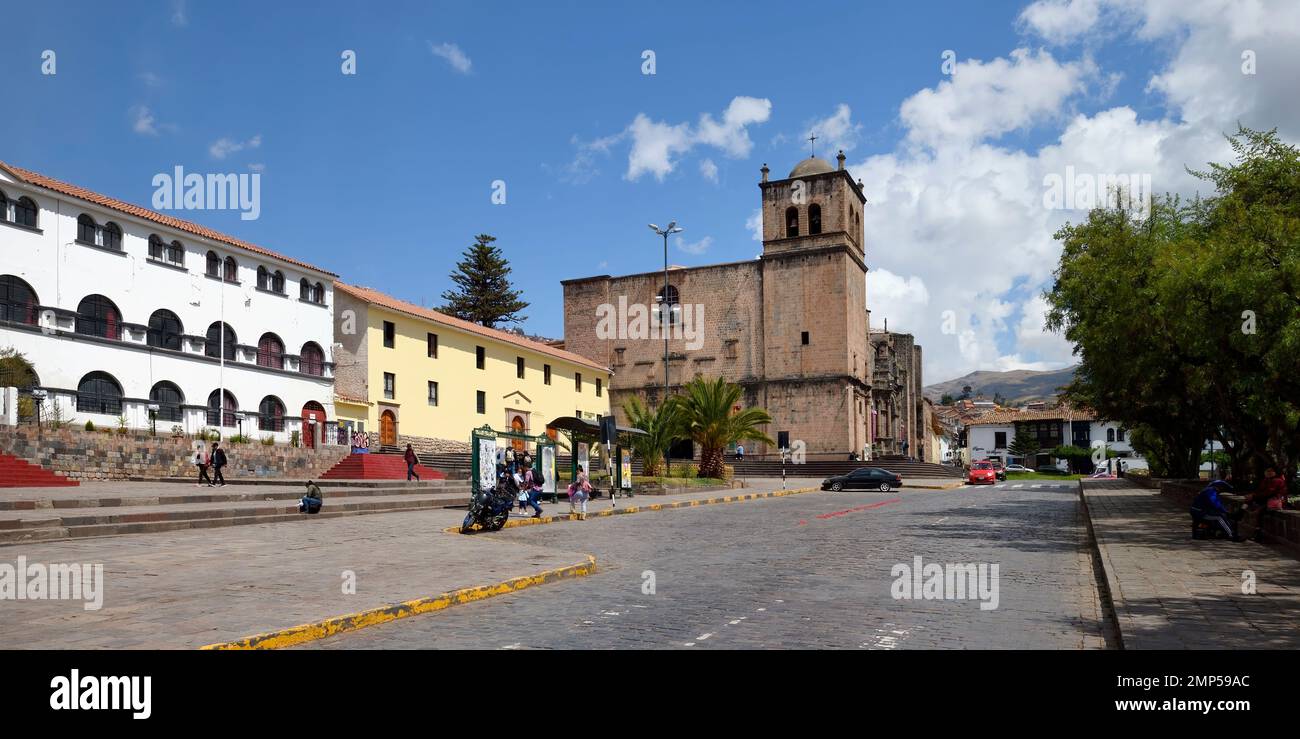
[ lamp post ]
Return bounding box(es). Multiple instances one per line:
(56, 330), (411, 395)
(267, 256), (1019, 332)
(648, 221), (682, 474)
(147, 403), (160, 437)
(31, 388), (47, 435)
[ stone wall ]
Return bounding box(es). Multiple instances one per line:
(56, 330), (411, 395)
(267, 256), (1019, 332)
(1155, 478), (1300, 555)
(364, 431), (470, 455)
(0, 425), (348, 481)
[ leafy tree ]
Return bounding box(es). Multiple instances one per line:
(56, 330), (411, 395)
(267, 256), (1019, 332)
(960, 385), (973, 399)
(1045, 126), (1300, 478)
(1051, 444), (1091, 473)
(668, 376), (774, 479)
(939, 393), (955, 405)
(0, 347), (38, 388)
(622, 395), (683, 477)
(439, 234), (529, 328)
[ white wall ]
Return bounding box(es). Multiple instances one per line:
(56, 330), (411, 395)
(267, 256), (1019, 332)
(0, 171), (336, 439)
(968, 424), (1012, 461)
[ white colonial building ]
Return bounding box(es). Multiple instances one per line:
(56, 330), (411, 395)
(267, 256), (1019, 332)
(965, 406), (1146, 471)
(0, 161), (338, 445)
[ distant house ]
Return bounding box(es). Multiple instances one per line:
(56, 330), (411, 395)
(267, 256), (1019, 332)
(965, 405), (1145, 471)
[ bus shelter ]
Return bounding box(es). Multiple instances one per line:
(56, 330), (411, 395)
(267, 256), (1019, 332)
(544, 416), (648, 503)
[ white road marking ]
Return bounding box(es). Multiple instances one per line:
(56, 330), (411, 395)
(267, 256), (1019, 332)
(756, 607), (767, 612)
(1013, 484), (1024, 489)
(697, 633), (713, 641)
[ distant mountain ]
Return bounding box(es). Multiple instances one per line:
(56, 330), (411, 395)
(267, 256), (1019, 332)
(924, 366), (1077, 406)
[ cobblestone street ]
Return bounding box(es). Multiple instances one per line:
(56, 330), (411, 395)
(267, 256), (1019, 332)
(303, 481), (1112, 649)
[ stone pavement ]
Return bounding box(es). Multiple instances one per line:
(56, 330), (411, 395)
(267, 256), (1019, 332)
(1081, 479), (1300, 649)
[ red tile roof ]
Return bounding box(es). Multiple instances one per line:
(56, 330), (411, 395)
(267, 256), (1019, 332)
(966, 405), (1097, 426)
(0, 160), (336, 277)
(334, 282), (610, 373)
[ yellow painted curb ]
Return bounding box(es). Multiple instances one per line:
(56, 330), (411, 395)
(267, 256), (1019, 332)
(199, 555), (597, 650)
(445, 485), (821, 533)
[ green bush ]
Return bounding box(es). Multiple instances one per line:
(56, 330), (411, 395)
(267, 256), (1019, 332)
(260, 435), (275, 446)
(84, 421), (96, 432)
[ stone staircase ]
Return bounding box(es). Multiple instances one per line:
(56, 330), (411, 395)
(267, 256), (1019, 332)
(0, 452), (79, 488)
(320, 453), (444, 481)
(0, 480), (471, 545)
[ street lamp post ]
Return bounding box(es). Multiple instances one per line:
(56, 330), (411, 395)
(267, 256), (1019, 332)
(648, 221), (682, 474)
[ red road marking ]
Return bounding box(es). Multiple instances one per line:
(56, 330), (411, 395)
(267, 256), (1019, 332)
(812, 497), (903, 520)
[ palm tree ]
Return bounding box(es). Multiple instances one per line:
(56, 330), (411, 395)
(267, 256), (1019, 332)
(621, 395), (682, 477)
(669, 376), (774, 479)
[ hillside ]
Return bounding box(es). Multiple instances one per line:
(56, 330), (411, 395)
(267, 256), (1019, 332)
(923, 366), (1077, 406)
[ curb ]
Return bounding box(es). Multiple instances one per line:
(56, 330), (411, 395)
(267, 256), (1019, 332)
(449, 485), (822, 533)
(1076, 480), (1125, 650)
(199, 555), (597, 650)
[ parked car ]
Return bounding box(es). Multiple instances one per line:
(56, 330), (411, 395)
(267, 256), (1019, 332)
(1005, 464), (1031, 473)
(968, 461), (998, 485)
(1035, 465), (1070, 475)
(822, 467), (903, 492)
(988, 460), (1007, 481)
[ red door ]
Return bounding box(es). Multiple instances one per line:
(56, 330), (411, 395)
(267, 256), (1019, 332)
(302, 401), (326, 449)
(380, 410), (397, 446)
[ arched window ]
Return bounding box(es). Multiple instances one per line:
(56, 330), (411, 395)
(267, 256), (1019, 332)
(168, 240), (184, 264)
(149, 235), (165, 260)
(77, 214), (97, 244)
(655, 284), (680, 325)
(223, 256), (238, 282)
(147, 309), (184, 350)
(1107, 428), (1116, 443)
(258, 396), (286, 431)
(207, 389), (238, 427)
(809, 204), (822, 235)
(299, 278), (310, 300)
(0, 189), (7, 222)
(149, 381), (184, 422)
(75, 295), (121, 339)
(271, 270), (285, 293)
(785, 206), (799, 238)
(76, 372), (123, 415)
(14, 197), (37, 228)
(313, 282), (325, 304)
(300, 342), (324, 376)
(205, 321), (237, 360)
(256, 266), (270, 290)
(102, 222), (123, 251)
(0, 275), (39, 326)
(206, 251), (221, 277)
(257, 332), (285, 369)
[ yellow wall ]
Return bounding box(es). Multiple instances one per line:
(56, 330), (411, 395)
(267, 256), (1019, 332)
(363, 304), (611, 442)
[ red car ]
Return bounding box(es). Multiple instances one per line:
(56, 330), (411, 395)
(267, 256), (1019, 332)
(968, 461), (998, 485)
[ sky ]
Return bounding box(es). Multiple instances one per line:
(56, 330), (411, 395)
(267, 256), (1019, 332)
(4, 0), (1298, 385)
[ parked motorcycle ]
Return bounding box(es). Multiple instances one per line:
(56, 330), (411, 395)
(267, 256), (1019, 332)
(460, 466), (517, 533)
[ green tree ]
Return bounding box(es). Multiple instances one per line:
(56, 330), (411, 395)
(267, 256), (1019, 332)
(622, 395), (682, 478)
(0, 347), (38, 388)
(668, 376), (774, 479)
(1045, 126), (1300, 478)
(1007, 434), (1041, 467)
(1051, 444), (1091, 473)
(439, 234), (529, 328)
(939, 393), (955, 405)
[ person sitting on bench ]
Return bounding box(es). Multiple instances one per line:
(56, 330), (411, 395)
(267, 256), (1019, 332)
(1190, 479), (1242, 542)
(299, 480), (324, 515)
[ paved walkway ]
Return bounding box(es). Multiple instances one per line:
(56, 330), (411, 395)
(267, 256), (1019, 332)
(0, 480), (812, 648)
(1081, 479), (1300, 649)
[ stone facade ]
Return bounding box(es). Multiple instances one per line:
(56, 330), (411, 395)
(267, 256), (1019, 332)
(562, 156), (873, 459)
(0, 425), (347, 481)
(869, 330), (926, 459)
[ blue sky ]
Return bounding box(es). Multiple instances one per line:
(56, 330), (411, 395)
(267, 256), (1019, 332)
(6, 0), (1297, 383)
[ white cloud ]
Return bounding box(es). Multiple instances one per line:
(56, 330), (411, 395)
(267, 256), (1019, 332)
(746, 209), (762, 242)
(699, 158), (719, 183)
(130, 106), (158, 136)
(1018, 0), (1102, 43)
(209, 134), (262, 160)
(675, 235), (713, 255)
(428, 41), (472, 74)
(803, 103), (862, 154)
(625, 96), (772, 181)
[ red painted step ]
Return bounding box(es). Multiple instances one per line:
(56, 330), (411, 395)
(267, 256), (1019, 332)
(0, 453), (79, 488)
(319, 453), (445, 481)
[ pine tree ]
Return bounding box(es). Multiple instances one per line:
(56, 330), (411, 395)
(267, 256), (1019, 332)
(439, 234), (529, 328)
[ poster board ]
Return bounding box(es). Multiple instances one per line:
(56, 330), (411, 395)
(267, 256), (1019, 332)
(477, 437), (497, 492)
(541, 445), (557, 493)
(620, 448), (632, 489)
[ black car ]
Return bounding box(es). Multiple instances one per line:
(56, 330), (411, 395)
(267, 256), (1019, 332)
(821, 467), (903, 492)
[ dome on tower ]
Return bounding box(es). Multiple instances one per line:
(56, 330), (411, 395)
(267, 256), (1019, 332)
(788, 156), (834, 178)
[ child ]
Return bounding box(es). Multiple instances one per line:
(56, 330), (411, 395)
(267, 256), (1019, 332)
(568, 465), (592, 520)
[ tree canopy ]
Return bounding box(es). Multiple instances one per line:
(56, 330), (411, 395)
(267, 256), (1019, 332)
(439, 234), (530, 328)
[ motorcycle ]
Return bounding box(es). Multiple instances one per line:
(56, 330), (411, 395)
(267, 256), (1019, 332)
(460, 467), (517, 533)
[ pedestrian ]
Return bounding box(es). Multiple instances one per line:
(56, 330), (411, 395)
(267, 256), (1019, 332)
(515, 466), (530, 512)
(524, 467), (544, 518)
(568, 464), (592, 520)
(504, 446), (516, 473)
(299, 480), (323, 514)
(211, 442), (227, 487)
(736, 443), (745, 462)
(1190, 479), (1242, 541)
(403, 443), (420, 481)
(192, 443), (214, 487)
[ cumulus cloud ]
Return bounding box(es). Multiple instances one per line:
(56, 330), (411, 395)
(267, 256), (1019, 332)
(209, 134), (262, 160)
(699, 158), (719, 183)
(622, 97), (771, 181)
(746, 209), (763, 242)
(675, 235), (714, 255)
(428, 41), (472, 74)
(803, 103), (862, 154)
(130, 106), (159, 136)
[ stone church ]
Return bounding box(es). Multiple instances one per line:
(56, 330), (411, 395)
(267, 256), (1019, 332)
(561, 152), (880, 460)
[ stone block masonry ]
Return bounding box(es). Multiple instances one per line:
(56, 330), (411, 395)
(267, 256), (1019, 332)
(0, 426), (347, 481)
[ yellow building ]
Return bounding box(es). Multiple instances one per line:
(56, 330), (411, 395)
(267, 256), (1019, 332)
(332, 282), (611, 450)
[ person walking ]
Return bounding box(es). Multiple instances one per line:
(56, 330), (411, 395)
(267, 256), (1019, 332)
(404, 443), (421, 481)
(192, 443), (213, 487)
(568, 465), (592, 520)
(524, 467), (545, 518)
(735, 443), (745, 462)
(211, 442), (228, 487)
